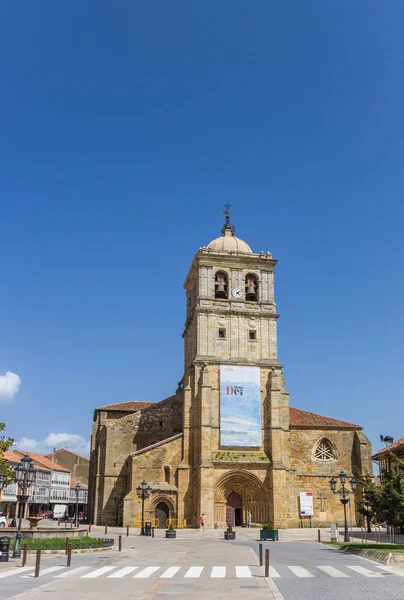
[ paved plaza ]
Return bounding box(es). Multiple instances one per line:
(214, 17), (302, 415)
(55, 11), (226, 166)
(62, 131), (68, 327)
(0, 527), (403, 599)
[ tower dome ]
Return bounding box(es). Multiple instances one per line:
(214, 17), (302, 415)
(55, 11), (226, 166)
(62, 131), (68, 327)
(207, 212), (253, 254)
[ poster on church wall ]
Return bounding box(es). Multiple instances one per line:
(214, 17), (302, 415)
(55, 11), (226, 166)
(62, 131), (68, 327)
(299, 492), (314, 516)
(220, 365), (261, 447)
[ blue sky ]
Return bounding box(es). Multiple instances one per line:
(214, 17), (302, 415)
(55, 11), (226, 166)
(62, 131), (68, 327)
(1, 1), (403, 459)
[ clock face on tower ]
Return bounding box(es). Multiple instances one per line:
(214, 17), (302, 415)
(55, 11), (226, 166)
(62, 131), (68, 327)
(232, 288), (243, 299)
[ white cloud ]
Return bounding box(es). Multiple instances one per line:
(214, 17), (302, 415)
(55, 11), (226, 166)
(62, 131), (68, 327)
(18, 437), (39, 451)
(17, 432), (90, 457)
(0, 372), (21, 401)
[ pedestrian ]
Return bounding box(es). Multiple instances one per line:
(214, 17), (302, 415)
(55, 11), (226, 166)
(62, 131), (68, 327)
(199, 513), (205, 531)
(11, 515), (17, 528)
(247, 511), (251, 528)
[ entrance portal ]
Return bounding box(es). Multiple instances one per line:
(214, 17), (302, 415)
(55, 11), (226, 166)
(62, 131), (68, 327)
(226, 491), (243, 527)
(155, 502), (169, 529)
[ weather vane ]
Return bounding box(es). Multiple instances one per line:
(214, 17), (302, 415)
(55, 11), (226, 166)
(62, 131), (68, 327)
(221, 203), (235, 235)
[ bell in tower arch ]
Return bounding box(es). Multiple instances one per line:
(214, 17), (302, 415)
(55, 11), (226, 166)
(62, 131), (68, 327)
(215, 272), (228, 299)
(245, 275), (257, 301)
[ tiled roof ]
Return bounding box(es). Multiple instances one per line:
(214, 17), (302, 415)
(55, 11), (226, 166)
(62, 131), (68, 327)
(290, 407), (362, 429)
(372, 436), (404, 459)
(3, 449), (23, 463)
(70, 478), (88, 489)
(15, 451), (70, 472)
(96, 401), (154, 412)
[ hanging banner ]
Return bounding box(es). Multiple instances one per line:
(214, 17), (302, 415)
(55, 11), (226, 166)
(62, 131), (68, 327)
(299, 492), (314, 516)
(220, 365), (261, 447)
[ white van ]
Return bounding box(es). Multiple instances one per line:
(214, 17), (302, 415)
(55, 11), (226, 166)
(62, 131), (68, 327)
(53, 505), (68, 520)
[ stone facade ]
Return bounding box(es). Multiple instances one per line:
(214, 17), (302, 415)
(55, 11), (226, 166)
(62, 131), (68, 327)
(88, 217), (373, 528)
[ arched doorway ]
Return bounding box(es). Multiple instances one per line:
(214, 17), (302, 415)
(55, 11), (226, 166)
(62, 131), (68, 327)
(155, 502), (169, 529)
(226, 491), (242, 526)
(214, 470), (270, 527)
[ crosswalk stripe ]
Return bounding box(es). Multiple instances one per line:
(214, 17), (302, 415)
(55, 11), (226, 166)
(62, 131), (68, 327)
(184, 566), (203, 578)
(56, 566), (91, 578)
(211, 566), (226, 578)
(0, 567), (34, 578)
(82, 566), (116, 579)
(134, 566), (160, 578)
(346, 566), (383, 578)
(108, 566), (138, 578)
(269, 566), (280, 578)
(317, 566), (349, 578)
(376, 565), (404, 578)
(160, 566), (181, 578)
(236, 566), (252, 578)
(288, 566), (314, 578)
(24, 566), (66, 578)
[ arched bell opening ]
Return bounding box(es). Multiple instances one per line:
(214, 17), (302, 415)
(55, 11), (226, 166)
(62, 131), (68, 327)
(245, 274), (258, 301)
(215, 271), (228, 299)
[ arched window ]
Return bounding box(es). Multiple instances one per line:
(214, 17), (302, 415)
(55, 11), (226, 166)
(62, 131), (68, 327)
(215, 271), (228, 299)
(313, 438), (336, 461)
(164, 466), (170, 484)
(245, 274), (258, 301)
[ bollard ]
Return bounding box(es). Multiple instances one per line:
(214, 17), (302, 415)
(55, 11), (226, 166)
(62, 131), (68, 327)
(34, 550), (41, 578)
(119, 535), (122, 552)
(152, 527), (155, 538)
(259, 543), (263, 567)
(361, 526), (364, 544)
(88, 523), (91, 533)
(22, 544), (28, 567)
(265, 549), (270, 578)
(126, 525), (129, 537)
(105, 524), (108, 535)
(58, 518), (61, 527)
(317, 529), (321, 543)
(67, 543), (72, 567)
(65, 537), (70, 554)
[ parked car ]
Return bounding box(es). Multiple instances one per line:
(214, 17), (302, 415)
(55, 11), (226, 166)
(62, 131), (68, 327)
(0, 513), (6, 528)
(38, 510), (53, 519)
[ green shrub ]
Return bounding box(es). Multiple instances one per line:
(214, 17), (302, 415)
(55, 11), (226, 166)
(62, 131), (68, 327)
(262, 523), (274, 530)
(8, 537), (112, 551)
(168, 523), (175, 531)
(227, 523), (232, 532)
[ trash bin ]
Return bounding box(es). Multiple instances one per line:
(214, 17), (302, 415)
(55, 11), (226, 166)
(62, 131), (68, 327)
(0, 537), (10, 562)
(144, 521), (152, 536)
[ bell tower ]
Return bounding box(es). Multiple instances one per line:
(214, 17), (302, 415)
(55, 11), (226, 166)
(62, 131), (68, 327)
(178, 211), (291, 530)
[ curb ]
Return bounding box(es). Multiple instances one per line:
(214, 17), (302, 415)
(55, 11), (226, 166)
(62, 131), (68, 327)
(341, 547), (404, 565)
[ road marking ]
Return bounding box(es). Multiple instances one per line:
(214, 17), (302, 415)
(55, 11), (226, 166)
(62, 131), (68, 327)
(82, 566), (116, 578)
(317, 566), (349, 578)
(24, 566), (66, 578)
(184, 566), (203, 578)
(346, 565), (384, 577)
(211, 566), (226, 578)
(107, 566), (138, 578)
(133, 566), (160, 578)
(288, 566), (314, 578)
(160, 566), (181, 578)
(0, 567), (34, 578)
(269, 566), (280, 578)
(235, 566), (252, 578)
(56, 566), (90, 578)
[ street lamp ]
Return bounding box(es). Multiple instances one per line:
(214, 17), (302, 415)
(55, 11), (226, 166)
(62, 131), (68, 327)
(12, 455), (37, 558)
(0, 471), (4, 492)
(329, 471), (357, 542)
(136, 480), (152, 535)
(75, 483), (81, 528)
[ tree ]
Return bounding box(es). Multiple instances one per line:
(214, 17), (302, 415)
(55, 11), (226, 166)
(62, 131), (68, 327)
(357, 475), (378, 533)
(0, 422), (15, 486)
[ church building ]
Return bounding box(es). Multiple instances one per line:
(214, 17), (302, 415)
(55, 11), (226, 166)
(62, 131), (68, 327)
(88, 214), (372, 528)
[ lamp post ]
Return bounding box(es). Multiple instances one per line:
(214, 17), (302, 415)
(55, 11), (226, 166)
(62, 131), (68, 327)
(75, 483), (81, 528)
(136, 480), (152, 535)
(329, 471), (357, 542)
(12, 455), (37, 558)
